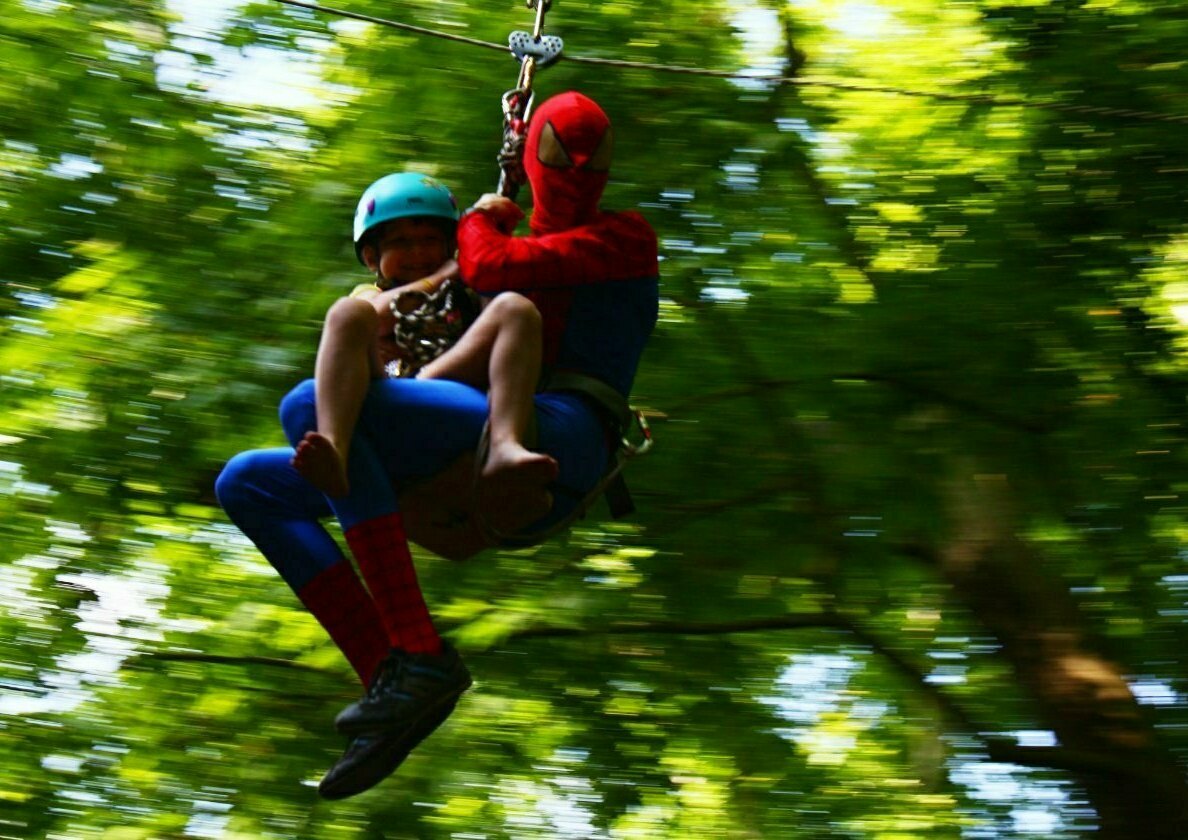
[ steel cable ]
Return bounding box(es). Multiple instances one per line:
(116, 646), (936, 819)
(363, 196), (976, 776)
(269, 0), (1188, 125)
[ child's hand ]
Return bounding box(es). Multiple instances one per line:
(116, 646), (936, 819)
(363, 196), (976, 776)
(392, 288), (428, 315)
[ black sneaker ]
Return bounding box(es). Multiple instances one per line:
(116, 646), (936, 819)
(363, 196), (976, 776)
(318, 698), (458, 800)
(335, 642), (472, 736)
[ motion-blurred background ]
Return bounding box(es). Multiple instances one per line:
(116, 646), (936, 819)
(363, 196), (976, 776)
(2, 1), (1188, 837)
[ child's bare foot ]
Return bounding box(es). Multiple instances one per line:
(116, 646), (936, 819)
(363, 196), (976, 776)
(477, 442), (558, 535)
(482, 441), (559, 486)
(292, 432), (350, 498)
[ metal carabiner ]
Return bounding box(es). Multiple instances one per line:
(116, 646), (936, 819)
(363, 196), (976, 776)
(501, 87), (530, 122)
(620, 410), (654, 458)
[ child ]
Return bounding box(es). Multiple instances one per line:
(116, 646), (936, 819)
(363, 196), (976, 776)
(292, 172), (558, 526)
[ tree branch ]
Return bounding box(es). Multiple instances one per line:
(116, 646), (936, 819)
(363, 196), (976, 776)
(127, 652), (334, 674)
(667, 373), (1051, 434)
(509, 612), (848, 640)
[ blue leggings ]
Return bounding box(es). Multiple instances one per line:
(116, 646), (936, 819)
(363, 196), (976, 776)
(215, 377), (608, 591)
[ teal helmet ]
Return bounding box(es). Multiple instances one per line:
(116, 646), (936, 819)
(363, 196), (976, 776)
(353, 172), (459, 264)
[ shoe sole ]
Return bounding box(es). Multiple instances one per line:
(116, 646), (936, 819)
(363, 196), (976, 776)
(318, 698), (460, 800)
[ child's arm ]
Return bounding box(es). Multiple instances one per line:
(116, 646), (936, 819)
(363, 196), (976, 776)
(369, 259), (460, 334)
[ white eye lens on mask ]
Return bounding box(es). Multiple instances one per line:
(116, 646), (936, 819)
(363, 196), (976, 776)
(587, 127), (613, 172)
(536, 122), (574, 168)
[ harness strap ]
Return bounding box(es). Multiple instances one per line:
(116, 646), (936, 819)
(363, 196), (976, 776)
(602, 469), (635, 520)
(543, 370), (633, 435)
(540, 370), (642, 520)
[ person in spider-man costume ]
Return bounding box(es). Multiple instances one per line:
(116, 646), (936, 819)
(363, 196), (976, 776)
(215, 91), (658, 799)
(459, 90), (658, 399)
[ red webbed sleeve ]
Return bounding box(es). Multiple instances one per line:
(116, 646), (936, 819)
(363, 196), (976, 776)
(458, 209), (658, 294)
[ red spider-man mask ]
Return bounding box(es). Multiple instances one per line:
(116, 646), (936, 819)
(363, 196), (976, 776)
(525, 91), (613, 235)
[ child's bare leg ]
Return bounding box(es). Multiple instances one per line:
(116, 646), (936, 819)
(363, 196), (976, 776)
(292, 297), (384, 497)
(480, 295), (556, 484)
(418, 294), (557, 527)
(419, 294), (556, 477)
(415, 292), (503, 387)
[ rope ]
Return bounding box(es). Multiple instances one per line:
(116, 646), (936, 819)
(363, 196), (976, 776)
(270, 0), (1188, 126)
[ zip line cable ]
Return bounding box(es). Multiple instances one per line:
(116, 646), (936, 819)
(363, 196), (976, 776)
(271, 0), (1188, 125)
(274, 0), (509, 52)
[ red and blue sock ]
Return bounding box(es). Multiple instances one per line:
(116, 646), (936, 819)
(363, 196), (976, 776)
(344, 512), (443, 656)
(297, 560), (390, 685)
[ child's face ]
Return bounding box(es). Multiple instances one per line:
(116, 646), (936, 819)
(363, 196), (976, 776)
(363, 218), (450, 283)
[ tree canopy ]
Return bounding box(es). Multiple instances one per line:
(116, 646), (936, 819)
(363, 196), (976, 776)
(3, 0), (1188, 837)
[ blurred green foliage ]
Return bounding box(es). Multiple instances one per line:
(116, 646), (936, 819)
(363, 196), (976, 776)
(3, 0), (1188, 837)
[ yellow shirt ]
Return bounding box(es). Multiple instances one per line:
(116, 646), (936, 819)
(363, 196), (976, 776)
(349, 283), (381, 300)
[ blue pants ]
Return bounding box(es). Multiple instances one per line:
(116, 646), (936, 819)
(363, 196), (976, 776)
(216, 377), (608, 591)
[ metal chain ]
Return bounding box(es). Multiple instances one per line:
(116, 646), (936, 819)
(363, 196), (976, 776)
(388, 280), (480, 377)
(496, 88), (530, 199)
